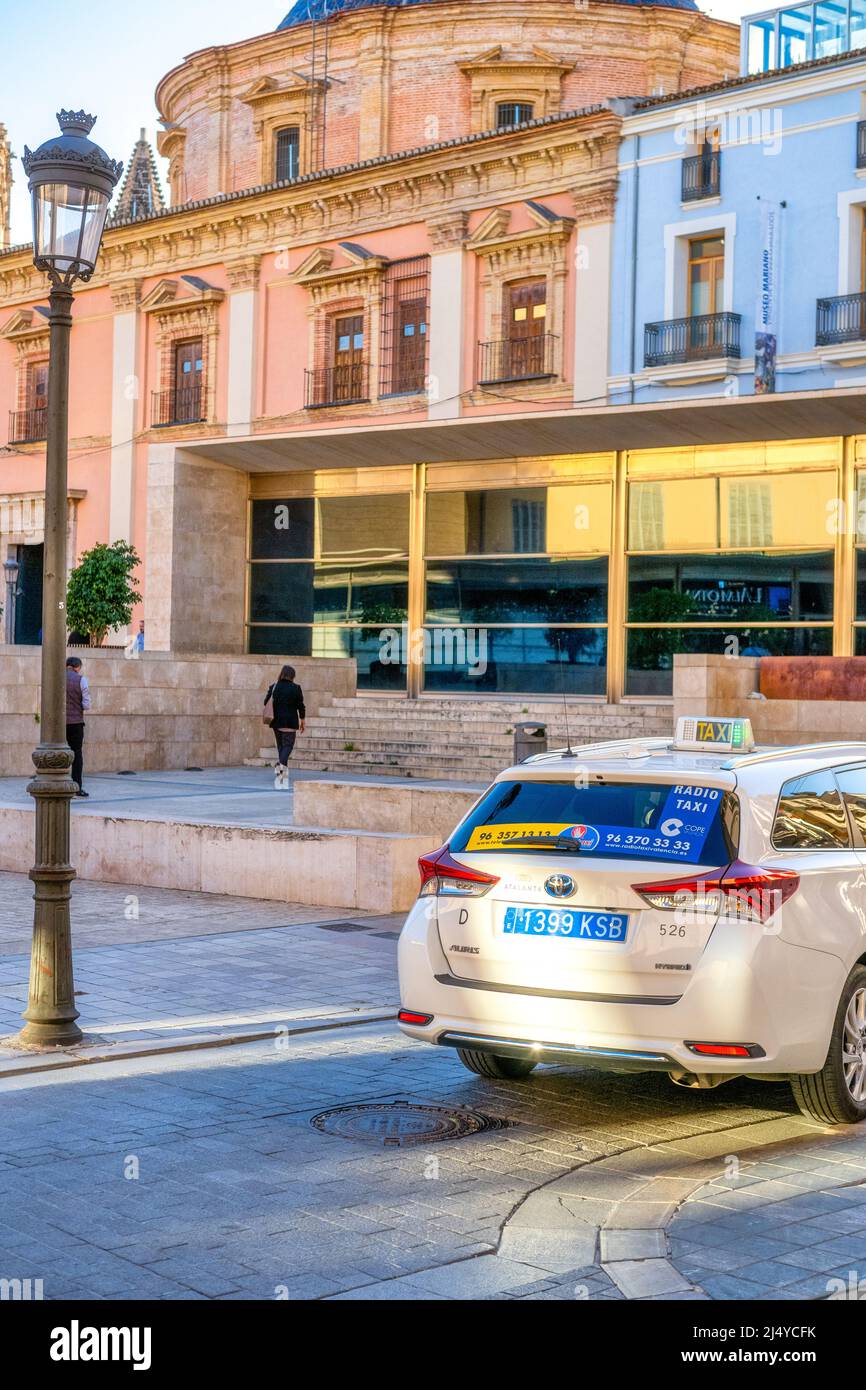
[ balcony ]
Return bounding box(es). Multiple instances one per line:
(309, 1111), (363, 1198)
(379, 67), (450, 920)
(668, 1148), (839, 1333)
(8, 407), (47, 444)
(858, 120), (866, 170)
(644, 312), (741, 368)
(151, 385), (205, 428)
(305, 363), (370, 409)
(816, 292), (866, 346)
(477, 333), (558, 385)
(681, 150), (721, 202)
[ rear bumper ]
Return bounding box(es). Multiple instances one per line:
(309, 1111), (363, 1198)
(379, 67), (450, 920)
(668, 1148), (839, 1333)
(437, 1031), (678, 1072)
(397, 901), (846, 1076)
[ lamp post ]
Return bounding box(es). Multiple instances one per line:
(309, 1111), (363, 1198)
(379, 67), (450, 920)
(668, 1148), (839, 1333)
(3, 557), (19, 645)
(17, 113), (122, 1046)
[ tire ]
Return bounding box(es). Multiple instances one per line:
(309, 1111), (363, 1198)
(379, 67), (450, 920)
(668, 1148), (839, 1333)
(791, 964), (866, 1125)
(456, 1048), (538, 1080)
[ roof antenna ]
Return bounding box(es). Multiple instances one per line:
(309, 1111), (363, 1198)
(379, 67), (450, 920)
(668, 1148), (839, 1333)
(557, 639), (576, 757)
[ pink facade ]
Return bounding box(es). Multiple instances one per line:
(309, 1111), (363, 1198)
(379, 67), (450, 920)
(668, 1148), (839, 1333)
(0, 0), (738, 657)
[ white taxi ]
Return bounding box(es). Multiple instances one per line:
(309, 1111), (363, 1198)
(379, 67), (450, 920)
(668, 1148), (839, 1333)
(398, 717), (866, 1126)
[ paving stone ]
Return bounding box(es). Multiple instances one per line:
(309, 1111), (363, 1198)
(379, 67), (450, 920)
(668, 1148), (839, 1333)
(603, 1257), (692, 1298)
(498, 1225), (597, 1273)
(599, 1229), (666, 1262)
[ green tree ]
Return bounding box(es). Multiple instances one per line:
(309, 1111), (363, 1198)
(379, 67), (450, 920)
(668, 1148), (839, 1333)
(66, 541), (142, 647)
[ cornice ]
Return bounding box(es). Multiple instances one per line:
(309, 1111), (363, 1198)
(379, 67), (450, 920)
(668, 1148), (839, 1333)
(0, 108), (622, 308)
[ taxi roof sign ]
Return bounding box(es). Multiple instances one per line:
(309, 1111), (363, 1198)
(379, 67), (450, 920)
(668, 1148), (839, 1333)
(674, 716), (755, 754)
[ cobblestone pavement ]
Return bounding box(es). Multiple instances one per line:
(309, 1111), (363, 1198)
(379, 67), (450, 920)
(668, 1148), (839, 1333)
(0, 870), (399, 1044)
(0, 1025), (805, 1302)
(3, 870), (866, 1301)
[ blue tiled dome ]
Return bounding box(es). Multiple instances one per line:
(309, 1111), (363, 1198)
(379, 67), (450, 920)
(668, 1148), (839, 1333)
(279, 0), (697, 27)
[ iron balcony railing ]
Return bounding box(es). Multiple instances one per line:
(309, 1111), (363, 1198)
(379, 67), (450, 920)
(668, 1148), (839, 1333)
(304, 362), (370, 408)
(8, 406), (47, 444)
(477, 333), (558, 385)
(858, 120), (866, 170)
(816, 291), (866, 346)
(644, 311), (742, 367)
(151, 385), (205, 427)
(681, 150), (721, 202)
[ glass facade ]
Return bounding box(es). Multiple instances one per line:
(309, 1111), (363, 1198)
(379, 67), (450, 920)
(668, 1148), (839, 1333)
(247, 494), (410, 689)
(423, 484), (610, 694)
(246, 451), (856, 699)
(745, 0), (866, 72)
(625, 470), (836, 695)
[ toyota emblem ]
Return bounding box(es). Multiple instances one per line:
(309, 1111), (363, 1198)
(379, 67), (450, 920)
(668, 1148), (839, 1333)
(544, 873), (576, 899)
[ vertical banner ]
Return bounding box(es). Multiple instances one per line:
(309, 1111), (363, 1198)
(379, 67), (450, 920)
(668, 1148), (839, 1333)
(755, 199), (782, 394)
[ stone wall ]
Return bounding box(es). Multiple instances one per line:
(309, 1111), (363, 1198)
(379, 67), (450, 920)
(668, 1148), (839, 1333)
(672, 654), (866, 745)
(0, 647), (355, 777)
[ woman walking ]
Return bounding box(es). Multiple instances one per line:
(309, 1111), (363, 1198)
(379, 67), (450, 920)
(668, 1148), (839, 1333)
(263, 665), (306, 789)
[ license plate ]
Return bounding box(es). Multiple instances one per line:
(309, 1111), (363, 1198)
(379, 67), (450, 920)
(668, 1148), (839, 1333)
(502, 906), (629, 942)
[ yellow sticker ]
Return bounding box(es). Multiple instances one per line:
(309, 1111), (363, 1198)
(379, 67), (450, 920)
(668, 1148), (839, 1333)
(465, 822), (572, 850)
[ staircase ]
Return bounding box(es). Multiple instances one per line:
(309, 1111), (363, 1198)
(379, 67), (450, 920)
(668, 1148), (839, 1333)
(248, 696), (673, 783)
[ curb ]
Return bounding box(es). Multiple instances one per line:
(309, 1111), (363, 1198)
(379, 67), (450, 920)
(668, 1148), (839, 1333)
(496, 1114), (865, 1299)
(0, 1009), (396, 1079)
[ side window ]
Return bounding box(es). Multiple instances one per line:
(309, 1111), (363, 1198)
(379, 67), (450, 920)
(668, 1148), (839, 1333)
(835, 766), (866, 846)
(772, 770), (851, 850)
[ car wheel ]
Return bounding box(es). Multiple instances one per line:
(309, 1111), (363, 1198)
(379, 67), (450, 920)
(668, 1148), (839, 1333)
(791, 964), (866, 1125)
(456, 1048), (538, 1080)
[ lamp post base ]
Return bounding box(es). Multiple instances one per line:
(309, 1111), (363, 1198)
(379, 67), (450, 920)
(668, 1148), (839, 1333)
(17, 743), (82, 1048)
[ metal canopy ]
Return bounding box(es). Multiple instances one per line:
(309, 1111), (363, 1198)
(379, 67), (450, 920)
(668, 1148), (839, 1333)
(180, 387), (866, 473)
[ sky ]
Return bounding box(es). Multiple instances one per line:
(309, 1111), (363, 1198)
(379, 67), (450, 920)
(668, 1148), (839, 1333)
(2, 0), (755, 245)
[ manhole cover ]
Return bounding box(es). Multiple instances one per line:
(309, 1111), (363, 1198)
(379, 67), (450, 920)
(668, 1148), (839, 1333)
(310, 1101), (514, 1147)
(315, 921), (371, 933)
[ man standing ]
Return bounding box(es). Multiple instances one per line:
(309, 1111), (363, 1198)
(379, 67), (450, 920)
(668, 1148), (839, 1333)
(65, 655), (92, 798)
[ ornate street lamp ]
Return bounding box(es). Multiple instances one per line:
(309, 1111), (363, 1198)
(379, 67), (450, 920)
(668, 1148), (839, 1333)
(17, 113), (122, 1046)
(3, 557), (20, 645)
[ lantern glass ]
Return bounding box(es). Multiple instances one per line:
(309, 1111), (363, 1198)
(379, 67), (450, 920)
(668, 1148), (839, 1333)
(32, 181), (110, 276)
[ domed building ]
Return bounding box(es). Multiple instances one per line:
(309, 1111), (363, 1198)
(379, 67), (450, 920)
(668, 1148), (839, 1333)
(0, 0), (748, 729)
(156, 0), (738, 204)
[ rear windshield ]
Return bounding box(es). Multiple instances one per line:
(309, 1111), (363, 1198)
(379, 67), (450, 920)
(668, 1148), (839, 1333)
(451, 780), (739, 866)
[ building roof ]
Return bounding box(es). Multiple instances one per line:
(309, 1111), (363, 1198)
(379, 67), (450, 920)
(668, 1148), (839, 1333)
(279, 0), (698, 27)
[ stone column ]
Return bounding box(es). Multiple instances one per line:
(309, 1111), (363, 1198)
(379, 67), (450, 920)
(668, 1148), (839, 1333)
(145, 443), (248, 653)
(572, 185), (616, 408)
(109, 279), (142, 544)
(427, 212), (467, 422)
(225, 255), (261, 438)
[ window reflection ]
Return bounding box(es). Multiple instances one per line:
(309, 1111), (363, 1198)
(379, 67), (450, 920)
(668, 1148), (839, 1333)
(426, 484), (611, 556)
(426, 558), (609, 625)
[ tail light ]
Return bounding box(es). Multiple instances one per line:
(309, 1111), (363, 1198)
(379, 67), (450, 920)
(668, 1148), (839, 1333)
(633, 860), (799, 924)
(418, 846), (499, 898)
(398, 1010), (433, 1026)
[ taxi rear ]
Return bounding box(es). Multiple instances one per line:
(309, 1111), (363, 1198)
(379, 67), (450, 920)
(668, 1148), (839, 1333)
(397, 725), (833, 1080)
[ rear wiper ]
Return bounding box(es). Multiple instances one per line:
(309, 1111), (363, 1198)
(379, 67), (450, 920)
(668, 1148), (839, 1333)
(504, 836), (583, 852)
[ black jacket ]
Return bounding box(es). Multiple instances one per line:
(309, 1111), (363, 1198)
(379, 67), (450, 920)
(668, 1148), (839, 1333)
(265, 679), (306, 730)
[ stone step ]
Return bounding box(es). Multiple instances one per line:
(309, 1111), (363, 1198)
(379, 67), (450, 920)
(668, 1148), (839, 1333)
(323, 698), (673, 718)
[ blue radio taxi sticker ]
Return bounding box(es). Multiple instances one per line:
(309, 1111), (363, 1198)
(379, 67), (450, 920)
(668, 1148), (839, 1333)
(557, 786), (721, 863)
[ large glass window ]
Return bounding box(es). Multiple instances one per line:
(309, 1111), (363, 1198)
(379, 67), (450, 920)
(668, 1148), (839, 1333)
(424, 484), (611, 694)
(625, 471), (836, 696)
(247, 494), (410, 689)
(779, 6), (813, 64)
(747, 15), (778, 72)
(814, 0), (846, 57)
(852, 0), (866, 48)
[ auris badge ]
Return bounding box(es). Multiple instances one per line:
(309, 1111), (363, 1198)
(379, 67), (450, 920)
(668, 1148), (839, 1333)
(544, 873), (576, 899)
